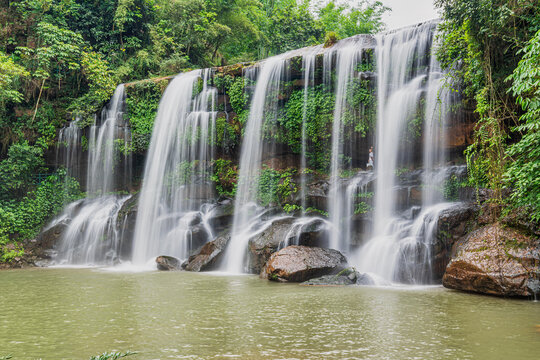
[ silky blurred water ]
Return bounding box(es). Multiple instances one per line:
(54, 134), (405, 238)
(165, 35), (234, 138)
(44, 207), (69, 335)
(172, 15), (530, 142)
(0, 268), (538, 359)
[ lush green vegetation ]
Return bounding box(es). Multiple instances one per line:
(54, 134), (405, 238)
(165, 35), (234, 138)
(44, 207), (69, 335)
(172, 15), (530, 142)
(124, 79), (168, 153)
(435, 0), (540, 221)
(212, 158), (238, 197)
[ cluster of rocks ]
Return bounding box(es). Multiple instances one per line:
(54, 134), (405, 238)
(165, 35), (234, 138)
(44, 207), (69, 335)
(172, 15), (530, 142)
(156, 199), (539, 298)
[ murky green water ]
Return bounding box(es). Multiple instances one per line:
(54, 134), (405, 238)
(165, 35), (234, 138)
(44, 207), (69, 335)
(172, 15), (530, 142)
(0, 268), (539, 359)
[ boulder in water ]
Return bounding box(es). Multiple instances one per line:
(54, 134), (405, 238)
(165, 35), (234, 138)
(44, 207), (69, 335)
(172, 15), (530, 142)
(443, 224), (540, 297)
(247, 217), (296, 273)
(182, 234), (229, 272)
(156, 255), (182, 271)
(301, 269), (375, 286)
(432, 203), (479, 281)
(302, 274), (355, 286)
(247, 217), (330, 273)
(261, 245), (347, 282)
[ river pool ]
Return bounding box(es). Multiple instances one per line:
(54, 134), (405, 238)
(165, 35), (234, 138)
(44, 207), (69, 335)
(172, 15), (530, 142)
(0, 268), (539, 359)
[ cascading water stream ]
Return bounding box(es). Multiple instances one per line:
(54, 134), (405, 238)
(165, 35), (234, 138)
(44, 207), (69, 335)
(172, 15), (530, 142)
(57, 118), (81, 180)
(57, 117), (83, 197)
(327, 42), (365, 253)
(354, 22), (458, 284)
(52, 84), (133, 265)
(222, 55), (286, 273)
(422, 38), (452, 206)
(299, 50), (317, 211)
(371, 24), (433, 235)
(342, 171), (375, 249)
(132, 70), (217, 265)
(87, 85), (127, 195)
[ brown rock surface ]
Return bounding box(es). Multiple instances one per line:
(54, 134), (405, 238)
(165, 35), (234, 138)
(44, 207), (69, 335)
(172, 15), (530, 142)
(182, 234), (229, 272)
(261, 245), (347, 282)
(443, 224), (540, 297)
(156, 255), (182, 271)
(247, 218), (296, 273)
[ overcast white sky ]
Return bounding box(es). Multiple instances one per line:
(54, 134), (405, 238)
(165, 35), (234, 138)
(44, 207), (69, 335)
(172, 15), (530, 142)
(379, 0), (440, 30)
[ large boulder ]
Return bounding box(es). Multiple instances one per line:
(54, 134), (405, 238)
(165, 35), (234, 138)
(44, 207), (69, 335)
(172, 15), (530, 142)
(182, 234), (229, 272)
(156, 255), (182, 271)
(247, 217), (330, 273)
(432, 203), (478, 280)
(443, 224), (540, 297)
(261, 245), (348, 282)
(247, 217), (295, 273)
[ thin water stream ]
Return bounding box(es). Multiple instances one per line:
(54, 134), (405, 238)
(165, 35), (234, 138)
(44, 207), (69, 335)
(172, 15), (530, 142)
(0, 268), (539, 359)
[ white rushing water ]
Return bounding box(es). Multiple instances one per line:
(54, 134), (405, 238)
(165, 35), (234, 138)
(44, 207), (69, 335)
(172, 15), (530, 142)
(354, 22), (457, 284)
(57, 118), (82, 180)
(53, 84), (132, 265)
(222, 55), (286, 273)
(327, 40), (366, 253)
(57, 117), (83, 198)
(422, 37), (452, 206)
(279, 216), (330, 249)
(52, 196), (130, 265)
(87, 84), (128, 195)
(299, 49), (318, 211)
(132, 70), (217, 265)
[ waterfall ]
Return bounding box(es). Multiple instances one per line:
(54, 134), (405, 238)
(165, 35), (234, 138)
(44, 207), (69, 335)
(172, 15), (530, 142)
(327, 40), (367, 253)
(52, 84), (133, 265)
(372, 24), (432, 235)
(354, 22), (458, 284)
(222, 55), (286, 273)
(47, 22), (465, 280)
(87, 85), (129, 195)
(299, 50), (317, 211)
(57, 118), (81, 178)
(342, 171), (375, 250)
(279, 217), (330, 249)
(132, 70), (217, 265)
(57, 117), (82, 195)
(422, 38), (452, 206)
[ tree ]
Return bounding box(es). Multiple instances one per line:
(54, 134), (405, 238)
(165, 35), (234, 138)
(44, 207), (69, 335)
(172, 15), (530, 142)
(0, 142), (45, 200)
(0, 51), (29, 106)
(318, 0), (389, 39)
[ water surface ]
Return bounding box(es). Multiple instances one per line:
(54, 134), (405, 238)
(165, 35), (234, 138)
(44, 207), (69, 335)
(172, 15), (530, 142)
(0, 268), (538, 359)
